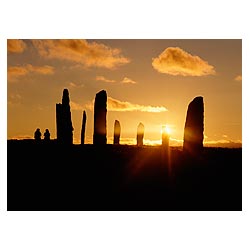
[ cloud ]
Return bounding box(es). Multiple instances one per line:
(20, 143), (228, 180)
(7, 39), (26, 53)
(8, 93), (22, 106)
(26, 64), (54, 75)
(8, 64), (54, 81)
(96, 76), (137, 84)
(32, 39), (130, 69)
(66, 82), (85, 89)
(107, 137), (136, 145)
(106, 137), (183, 146)
(204, 139), (242, 148)
(234, 75), (242, 81)
(152, 47), (216, 76)
(96, 76), (116, 83)
(85, 97), (167, 112)
(121, 77), (136, 84)
(69, 82), (77, 88)
(8, 66), (29, 81)
(70, 101), (84, 111)
(9, 135), (33, 140)
(119, 138), (136, 145)
(107, 97), (167, 112)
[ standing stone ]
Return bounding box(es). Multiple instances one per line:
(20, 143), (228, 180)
(81, 110), (87, 145)
(137, 122), (144, 146)
(56, 89), (74, 144)
(93, 90), (107, 145)
(162, 125), (169, 147)
(183, 96), (204, 154)
(113, 120), (121, 145)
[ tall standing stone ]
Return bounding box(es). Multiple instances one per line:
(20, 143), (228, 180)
(93, 90), (107, 145)
(81, 110), (87, 145)
(162, 125), (169, 147)
(183, 96), (204, 154)
(56, 89), (74, 144)
(137, 122), (144, 146)
(113, 120), (121, 145)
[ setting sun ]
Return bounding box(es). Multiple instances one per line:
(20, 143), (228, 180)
(161, 125), (171, 136)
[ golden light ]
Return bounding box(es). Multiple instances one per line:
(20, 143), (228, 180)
(161, 125), (170, 147)
(161, 125), (171, 135)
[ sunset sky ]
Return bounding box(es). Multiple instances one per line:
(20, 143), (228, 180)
(7, 39), (242, 147)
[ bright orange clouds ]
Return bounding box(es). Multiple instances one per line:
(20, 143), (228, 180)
(121, 77), (136, 84)
(7, 39), (26, 53)
(8, 64), (54, 81)
(32, 39), (130, 69)
(152, 47), (215, 76)
(96, 76), (116, 83)
(234, 75), (242, 81)
(8, 93), (22, 106)
(107, 97), (167, 112)
(84, 97), (167, 112)
(96, 76), (137, 84)
(8, 66), (29, 80)
(70, 101), (84, 111)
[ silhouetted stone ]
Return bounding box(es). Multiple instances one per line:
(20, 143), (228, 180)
(113, 120), (121, 145)
(34, 128), (41, 141)
(93, 90), (107, 145)
(44, 129), (50, 141)
(81, 110), (87, 145)
(56, 89), (74, 144)
(162, 125), (169, 147)
(137, 122), (144, 146)
(183, 96), (204, 154)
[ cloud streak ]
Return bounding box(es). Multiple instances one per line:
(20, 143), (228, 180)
(8, 64), (54, 81)
(7, 39), (26, 53)
(234, 75), (242, 81)
(85, 97), (167, 112)
(96, 76), (137, 84)
(121, 77), (136, 84)
(32, 39), (130, 69)
(152, 47), (215, 76)
(10, 135), (33, 140)
(204, 139), (242, 148)
(8, 93), (22, 106)
(96, 76), (116, 83)
(67, 82), (85, 89)
(107, 97), (167, 112)
(70, 101), (84, 111)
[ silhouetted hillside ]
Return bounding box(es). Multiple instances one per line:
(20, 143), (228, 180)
(7, 140), (242, 211)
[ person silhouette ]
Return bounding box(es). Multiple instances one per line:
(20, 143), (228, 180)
(44, 129), (50, 141)
(34, 128), (42, 141)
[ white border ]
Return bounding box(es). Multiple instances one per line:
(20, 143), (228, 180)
(1, 1), (249, 250)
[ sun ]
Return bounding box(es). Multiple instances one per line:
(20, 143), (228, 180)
(161, 125), (171, 135)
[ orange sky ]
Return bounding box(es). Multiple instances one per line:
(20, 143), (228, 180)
(7, 39), (242, 147)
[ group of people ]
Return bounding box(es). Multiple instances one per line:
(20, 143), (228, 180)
(34, 128), (50, 141)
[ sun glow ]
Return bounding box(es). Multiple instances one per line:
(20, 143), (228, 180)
(161, 125), (171, 135)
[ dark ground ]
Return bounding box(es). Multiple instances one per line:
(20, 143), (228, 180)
(7, 140), (242, 211)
